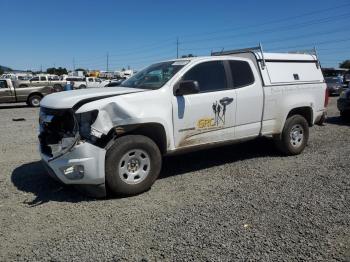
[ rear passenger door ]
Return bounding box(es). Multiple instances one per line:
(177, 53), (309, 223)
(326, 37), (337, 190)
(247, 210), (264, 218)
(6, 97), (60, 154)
(172, 60), (237, 148)
(0, 80), (15, 103)
(228, 60), (264, 139)
(40, 76), (49, 86)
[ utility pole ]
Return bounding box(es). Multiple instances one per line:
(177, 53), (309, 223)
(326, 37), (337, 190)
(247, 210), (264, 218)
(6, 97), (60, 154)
(40, 64), (42, 73)
(73, 57), (75, 71)
(176, 37), (179, 58)
(106, 52), (109, 72)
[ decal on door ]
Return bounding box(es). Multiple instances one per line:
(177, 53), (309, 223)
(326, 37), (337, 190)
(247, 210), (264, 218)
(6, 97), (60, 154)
(197, 97), (234, 130)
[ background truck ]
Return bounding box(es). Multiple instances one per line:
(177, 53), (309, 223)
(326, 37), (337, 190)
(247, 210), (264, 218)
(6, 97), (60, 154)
(70, 77), (104, 89)
(0, 79), (53, 106)
(38, 46), (327, 198)
(16, 75), (66, 92)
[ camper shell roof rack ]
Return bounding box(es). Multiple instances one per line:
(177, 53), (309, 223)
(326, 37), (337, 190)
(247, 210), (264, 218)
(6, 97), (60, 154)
(211, 43), (320, 69)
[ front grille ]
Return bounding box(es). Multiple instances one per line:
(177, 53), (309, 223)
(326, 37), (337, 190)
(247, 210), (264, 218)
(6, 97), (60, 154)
(39, 107), (78, 157)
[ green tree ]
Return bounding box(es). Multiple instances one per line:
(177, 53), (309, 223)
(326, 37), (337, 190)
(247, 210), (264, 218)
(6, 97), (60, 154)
(339, 60), (350, 69)
(0, 68), (3, 75)
(181, 54), (196, 58)
(46, 67), (68, 76)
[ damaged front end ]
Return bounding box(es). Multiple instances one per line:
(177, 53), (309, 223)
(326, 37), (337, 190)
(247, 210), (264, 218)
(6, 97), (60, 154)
(39, 108), (79, 159)
(39, 107), (107, 198)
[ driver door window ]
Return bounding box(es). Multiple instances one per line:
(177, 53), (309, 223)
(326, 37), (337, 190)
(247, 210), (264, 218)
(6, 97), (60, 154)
(182, 61), (227, 92)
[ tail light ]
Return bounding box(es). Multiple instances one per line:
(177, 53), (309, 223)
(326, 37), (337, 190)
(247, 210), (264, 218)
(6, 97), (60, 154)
(324, 88), (329, 108)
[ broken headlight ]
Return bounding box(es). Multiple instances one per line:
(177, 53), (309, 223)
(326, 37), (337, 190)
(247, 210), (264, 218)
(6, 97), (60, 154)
(39, 108), (79, 159)
(76, 110), (99, 140)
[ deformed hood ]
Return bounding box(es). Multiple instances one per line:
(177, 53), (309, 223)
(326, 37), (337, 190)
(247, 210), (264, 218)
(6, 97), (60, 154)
(40, 87), (145, 109)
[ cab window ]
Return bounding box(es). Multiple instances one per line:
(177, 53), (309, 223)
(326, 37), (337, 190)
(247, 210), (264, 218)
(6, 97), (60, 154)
(31, 77), (39, 81)
(182, 61), (227, 92)
(40, 76), (47, 81)
(228, 60), (255, 88)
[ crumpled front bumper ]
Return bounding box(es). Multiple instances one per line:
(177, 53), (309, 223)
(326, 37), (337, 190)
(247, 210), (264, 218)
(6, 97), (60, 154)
(40, 141), (107, 198)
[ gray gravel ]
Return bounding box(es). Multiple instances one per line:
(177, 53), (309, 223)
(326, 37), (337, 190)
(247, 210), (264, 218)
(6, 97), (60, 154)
(0, 98), (349, 261)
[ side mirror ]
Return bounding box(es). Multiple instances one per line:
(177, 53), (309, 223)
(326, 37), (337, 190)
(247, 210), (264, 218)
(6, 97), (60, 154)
(174, 80), (199, 96)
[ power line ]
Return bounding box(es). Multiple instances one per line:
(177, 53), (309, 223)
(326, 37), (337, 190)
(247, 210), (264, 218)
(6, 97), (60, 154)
(269, 37), (350, 51)
(180, 12), (350, 47)
(180, 26), (349, 53)
(179, 2), (350, 40)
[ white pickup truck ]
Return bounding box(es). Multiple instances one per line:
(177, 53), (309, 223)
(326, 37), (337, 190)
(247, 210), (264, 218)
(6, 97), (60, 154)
(70, 77), (104, 89)
(38, 46), (327, 197)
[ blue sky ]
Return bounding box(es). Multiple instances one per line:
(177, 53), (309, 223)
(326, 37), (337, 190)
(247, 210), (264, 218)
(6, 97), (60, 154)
(1, 0), (350, 71)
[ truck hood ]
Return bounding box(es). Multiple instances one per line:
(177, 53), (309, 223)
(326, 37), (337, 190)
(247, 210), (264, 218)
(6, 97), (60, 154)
(40, 87), (145, 109)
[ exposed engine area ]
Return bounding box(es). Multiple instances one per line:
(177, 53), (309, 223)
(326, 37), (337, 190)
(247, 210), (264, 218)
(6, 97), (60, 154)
(39, 108), (78, 158)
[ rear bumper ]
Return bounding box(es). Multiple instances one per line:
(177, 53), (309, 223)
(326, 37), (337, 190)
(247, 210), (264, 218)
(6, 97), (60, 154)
(40, 141), (107, 198)
(314, 109), (327, 126)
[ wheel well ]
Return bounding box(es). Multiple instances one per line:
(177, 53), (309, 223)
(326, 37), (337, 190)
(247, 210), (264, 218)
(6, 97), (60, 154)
(105, 123), (167, 155)
(287, 107), (313, 126)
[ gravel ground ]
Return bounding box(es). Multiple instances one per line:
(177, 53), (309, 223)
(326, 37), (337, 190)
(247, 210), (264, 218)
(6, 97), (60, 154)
(0, 98), (349, 261)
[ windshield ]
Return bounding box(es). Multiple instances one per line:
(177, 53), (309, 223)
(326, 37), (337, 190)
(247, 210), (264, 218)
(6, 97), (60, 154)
(121, 60), (189, 89)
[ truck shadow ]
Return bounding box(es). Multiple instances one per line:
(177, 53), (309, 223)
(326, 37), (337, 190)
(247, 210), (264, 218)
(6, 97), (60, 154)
(325, 116), (350, 126)
(12, 138), (278, 204)
(0, 104), (29, 110)
(160, 138), (278, 179)
(11, 161), (90, 206)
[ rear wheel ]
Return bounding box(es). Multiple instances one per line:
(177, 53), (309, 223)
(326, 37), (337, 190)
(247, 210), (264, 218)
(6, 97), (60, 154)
(53, 84), (62, 92)
(274, 115), (309, 155)
(27, 94), (42, 107)
(79, 85), (86, 89)
(105, 135), (162, 196)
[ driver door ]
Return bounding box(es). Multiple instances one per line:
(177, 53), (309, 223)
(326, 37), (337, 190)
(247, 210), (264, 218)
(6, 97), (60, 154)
(172, 60), (237, 148)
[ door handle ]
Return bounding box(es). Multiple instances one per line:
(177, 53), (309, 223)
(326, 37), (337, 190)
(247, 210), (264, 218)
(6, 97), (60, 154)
(219, 97), (234, 105)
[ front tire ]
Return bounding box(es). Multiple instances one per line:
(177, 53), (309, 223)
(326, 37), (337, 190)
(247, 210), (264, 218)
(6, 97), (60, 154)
(274, 115), (309, 155)
(105, 135), (162, 196)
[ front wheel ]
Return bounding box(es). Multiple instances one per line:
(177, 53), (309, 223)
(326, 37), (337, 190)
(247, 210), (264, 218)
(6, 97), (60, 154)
(105, 135), (162, 196)
(274, 115), (309, 155)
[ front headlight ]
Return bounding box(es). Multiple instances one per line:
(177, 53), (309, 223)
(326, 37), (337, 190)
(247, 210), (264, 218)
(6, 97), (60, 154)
(76, 110), (99, 140)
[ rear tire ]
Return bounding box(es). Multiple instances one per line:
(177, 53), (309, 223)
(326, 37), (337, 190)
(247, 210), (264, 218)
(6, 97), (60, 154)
(79, 85), (86, 89)
(105, 135), (162, 196)
(27, 94), (42, 107)
(274, 115), (309, 155)
(53, 84), (62, 92)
